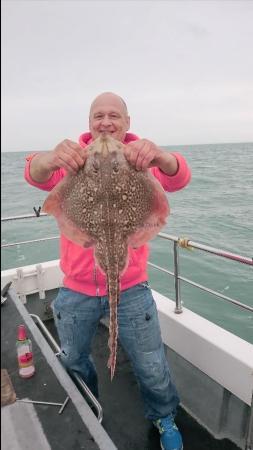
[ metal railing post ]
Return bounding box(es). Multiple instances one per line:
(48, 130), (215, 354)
(173, 241), (183, 314)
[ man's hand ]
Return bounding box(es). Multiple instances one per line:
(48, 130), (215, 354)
(124, 139), (178, 175)
(44, 139), (88, 174)
(30, 140), (88, 183)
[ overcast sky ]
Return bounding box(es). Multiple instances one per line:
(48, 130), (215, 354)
(2, 0), (253, 151)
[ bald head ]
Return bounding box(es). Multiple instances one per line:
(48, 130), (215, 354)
(89, 92), (130, 142)
(89, 92), (128, 117)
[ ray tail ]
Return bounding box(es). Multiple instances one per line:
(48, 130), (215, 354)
(106, 269), (120, 380)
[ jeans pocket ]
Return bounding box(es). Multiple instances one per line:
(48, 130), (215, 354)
(54, 308), (76, 348)
(130, 300), (161, 353)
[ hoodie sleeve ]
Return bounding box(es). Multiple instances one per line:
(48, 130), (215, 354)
(150, 152), (191, 192)
(24, 153), (66, 191)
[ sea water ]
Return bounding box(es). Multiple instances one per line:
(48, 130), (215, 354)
(1, 143), (253, 343)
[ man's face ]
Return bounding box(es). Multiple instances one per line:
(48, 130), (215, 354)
(89, 94), (130, 142)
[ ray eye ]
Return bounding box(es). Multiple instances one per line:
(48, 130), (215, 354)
(112, 161), (119, 172)
(93, 160), (100, 172)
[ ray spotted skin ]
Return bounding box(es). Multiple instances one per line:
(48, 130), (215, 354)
(43, 135), (169, 379)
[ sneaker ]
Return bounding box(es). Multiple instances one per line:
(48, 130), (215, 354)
(153, 415), (183, 450)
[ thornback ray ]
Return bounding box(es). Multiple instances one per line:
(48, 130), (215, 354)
(42, 134), (170, 379)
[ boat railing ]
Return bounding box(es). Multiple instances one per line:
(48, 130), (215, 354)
(1, 212), (253, 314)
(30, 313), (103, 423)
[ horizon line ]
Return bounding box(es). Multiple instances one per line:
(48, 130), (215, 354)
(2, 140), (253, 153)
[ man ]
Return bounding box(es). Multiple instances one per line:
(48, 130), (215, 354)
(25, 92), (191, 450)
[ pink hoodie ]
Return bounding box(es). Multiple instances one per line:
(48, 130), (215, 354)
(24, 132), (191, 296)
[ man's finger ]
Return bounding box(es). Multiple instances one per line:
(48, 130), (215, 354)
(135, 143), (152, 170)
(57, 154), (80, 173)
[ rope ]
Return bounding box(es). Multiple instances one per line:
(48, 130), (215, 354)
(177, 237), (192, 250)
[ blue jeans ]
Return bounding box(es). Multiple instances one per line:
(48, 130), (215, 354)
(52, 282), (180, 420)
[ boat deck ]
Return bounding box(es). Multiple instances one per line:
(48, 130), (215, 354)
(1, 287), (240, 450)
(1, 290), (105, 450)
(48, 321), (240, 450)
